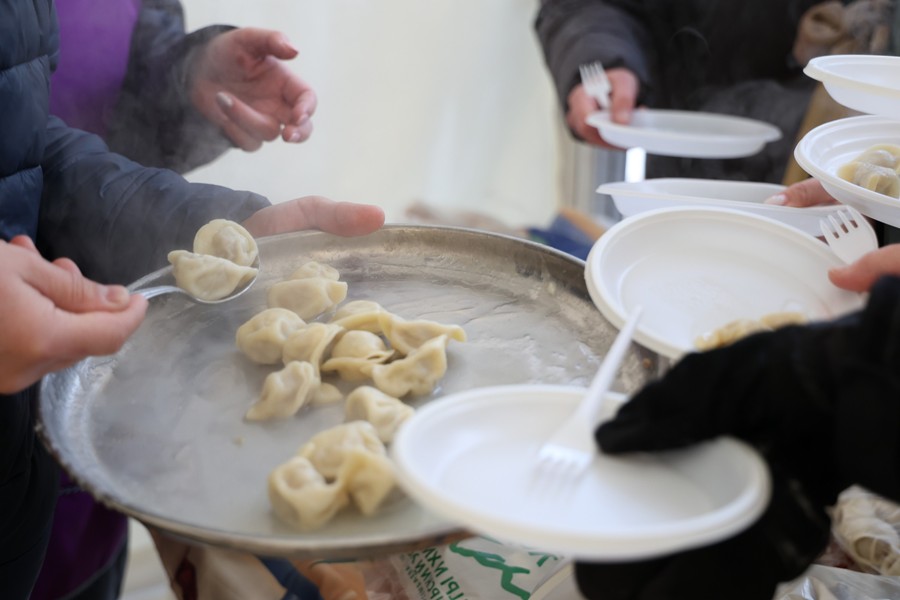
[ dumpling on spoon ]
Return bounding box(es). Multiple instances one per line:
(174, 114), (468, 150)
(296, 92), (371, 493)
(167, 250), (258, 301)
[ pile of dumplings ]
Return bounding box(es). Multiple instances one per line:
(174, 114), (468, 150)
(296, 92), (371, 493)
(233, 260), (466, 529)
(168, 219), (259, 301)
(838, 143), (900, 199)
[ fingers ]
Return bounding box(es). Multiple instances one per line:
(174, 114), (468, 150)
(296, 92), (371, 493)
(764, 179), (838, 208)
(606, 67), (638, 124)
(828, 244), (900, 292)
(214, 92), (279, 151)
(566, 86), (608, 146)
(48, 296), (148, 359)
(9, 235), (38, 253)
(242, 196), (386, 238)
(18, 251), (133, 313)
(231, 27), (299, 60)
(281, 84), (317, 143)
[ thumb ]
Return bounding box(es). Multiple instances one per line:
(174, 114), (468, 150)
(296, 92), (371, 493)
(24, 260), (133, 313)
(829, 245), (900, 292)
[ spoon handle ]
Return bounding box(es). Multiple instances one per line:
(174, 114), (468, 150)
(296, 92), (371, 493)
(136, 285), (187, 300)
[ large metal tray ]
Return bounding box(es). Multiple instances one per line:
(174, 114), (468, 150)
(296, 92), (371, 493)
(37, 225), (661, 559)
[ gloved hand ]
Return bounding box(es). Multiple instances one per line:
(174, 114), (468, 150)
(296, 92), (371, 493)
(575, 275), (900, 600)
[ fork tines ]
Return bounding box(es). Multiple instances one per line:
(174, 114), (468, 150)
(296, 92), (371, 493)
(579, 61), (611, 110)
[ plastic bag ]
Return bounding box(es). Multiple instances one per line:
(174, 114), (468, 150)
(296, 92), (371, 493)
(774, 564), (900, 600)
(362, 537), (571, 600)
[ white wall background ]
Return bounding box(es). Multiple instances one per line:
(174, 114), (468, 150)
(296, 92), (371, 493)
(182, 0), (565, 228)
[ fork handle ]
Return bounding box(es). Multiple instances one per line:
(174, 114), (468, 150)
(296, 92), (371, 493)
(576, 306), (644, 425)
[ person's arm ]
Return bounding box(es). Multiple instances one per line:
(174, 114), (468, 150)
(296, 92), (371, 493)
(104, 0), (236, 173)
(575, 275), (900, 600)
(38, 116), (269, 284)
(535, 0), (655, 114)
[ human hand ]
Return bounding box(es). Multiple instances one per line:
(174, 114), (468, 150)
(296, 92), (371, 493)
(242, 196), (385, 238)
(829, 244), (900, 292)
(189, 28), (317, 151)
(566, 67), (639, 148)
(575, 276), (900, 599)
(764, 178), (839, 208)
(0, 236), (148, 394)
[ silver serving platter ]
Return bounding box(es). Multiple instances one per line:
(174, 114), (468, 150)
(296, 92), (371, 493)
(38, 225), (661, 559)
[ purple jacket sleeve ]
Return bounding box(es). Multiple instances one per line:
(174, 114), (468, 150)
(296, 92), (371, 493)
(104, 0), (235, 173)
(37, 116), (269, 285)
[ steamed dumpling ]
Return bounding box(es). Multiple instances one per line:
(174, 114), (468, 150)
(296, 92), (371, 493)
(268, 277), (348, 320)
(344, 386), (414, 443)
(192, 219), (258, 267)
(167, 250), (258, 301)
(235, 308), (307, 364)
(378, 312), (466, 356)
(371, 335), (448, 397)
(297, 421), (385, 480)
(321, 330), (394, 382)
(281, 323), (345, 370)
(268, 456), (348, 530)
(335, 448), (398, 516)
(309, 382), (343, 406)
(289, 261), (341, 281)
(850, 144), (900, 170)
(245, 361), (320, 421)
(329, 300), (386, 333)
(837, 161), (900, 198)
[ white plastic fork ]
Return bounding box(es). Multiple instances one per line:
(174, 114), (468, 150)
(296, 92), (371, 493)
(534, 305), (644, 481)
(579, 61), (612, 111)
(819, 207), (878, 264)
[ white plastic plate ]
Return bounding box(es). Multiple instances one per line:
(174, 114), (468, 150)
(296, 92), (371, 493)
(794, 115), (900, 227)
(391, 385), (771, 560)
(804, 54), (900, 118)
(586, 109), (781, 158)
(584, 206), (865, 359)
(596, 178), (858, 238)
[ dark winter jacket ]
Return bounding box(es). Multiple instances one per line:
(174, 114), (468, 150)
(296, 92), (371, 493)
(0, 2), (267, 595)
(535, 0), (823, 183)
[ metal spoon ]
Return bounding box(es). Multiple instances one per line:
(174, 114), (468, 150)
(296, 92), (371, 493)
(137, 255), (260, 305)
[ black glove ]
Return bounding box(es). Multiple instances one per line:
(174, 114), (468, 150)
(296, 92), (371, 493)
(575, 275), (900, 600)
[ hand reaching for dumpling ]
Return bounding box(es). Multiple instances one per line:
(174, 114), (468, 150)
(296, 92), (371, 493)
(241, 196), (385, 239)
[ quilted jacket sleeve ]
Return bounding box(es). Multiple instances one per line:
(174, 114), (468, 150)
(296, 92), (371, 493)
(37, 116), (269, 285)
(534, 0), (656, 109)
(104, 0), (235, 173)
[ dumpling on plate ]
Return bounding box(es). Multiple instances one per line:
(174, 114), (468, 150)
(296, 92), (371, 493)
(268, 456), (348, 530)
(335, 448), (398, 516)
(344, 386), (415, 443)
(321, 330), (394, 382)
(192, 219), (258, 267)
(309, 383), (343, 406)
(167, 250), (258, 301)
(328, 300), (386, 333)
(297, 421), (385, 480)
(245, 361), (320, 421)
(268, 277), (348, 320)
(848, 144), (900, 171)
(288, 261), (341, 281)
(281, 323), (345, 371)
(838, 161), (900, 198)
(235, 308), (306, 365)
(371, 335), (448, 398)
(378, 312), (466, 356)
